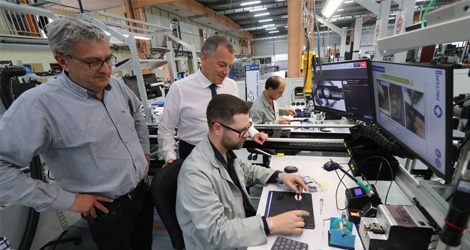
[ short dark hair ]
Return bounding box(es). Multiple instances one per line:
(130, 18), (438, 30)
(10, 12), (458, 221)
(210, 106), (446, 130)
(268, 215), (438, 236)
(265, 76), (283, 90)
(206, 94), (249, 128)
(201, 35), (235, 56)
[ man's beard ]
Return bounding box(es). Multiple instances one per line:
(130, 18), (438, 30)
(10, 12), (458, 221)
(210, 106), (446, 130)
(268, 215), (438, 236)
(221, 134), (245, 151)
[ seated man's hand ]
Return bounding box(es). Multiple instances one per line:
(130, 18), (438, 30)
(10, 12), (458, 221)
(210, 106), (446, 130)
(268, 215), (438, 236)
(278, 118), (290, 124)
(285, 108), (297, 117)
(270, 210), (310, 235)
(281, 173), (308, 194)
(252, 132), (268, 145)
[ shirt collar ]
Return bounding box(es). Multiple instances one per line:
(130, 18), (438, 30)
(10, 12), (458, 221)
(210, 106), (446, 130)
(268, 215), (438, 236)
(61, 72), (112, 99)
(196, 70), (217, 89)
(208, 138), (237, 167)
(261, 91), (273, 109)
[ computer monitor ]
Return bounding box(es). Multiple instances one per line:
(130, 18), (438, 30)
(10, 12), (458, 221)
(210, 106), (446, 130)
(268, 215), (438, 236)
(371, 61), (454, 182)
(312, 59), (375, 122)
(49, 63), (62, 74)
(122, 73), (163, 100)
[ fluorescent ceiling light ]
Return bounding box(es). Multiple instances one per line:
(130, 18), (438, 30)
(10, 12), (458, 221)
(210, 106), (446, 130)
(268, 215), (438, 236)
(344, 0), (354, 3)
(337, 9), (344, 11)
(124, 34), (151, 40)
(249, 7), (267, 12)
(266, 28), (277, 31)
(269, 30), (279, 33)
(262, 24), (275, 28)
(241, 1), (261, 6)
(281, 15), (288, 19)
(254, 12), (270, 17)
(120, 31), (152, 40)
(322, 0), (343, 18)
(388, 16), (396, 19)
(259, 19), (273, 23)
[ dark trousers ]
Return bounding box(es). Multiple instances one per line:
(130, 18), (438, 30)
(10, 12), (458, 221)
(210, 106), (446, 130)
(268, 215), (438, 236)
(86, 183), (154, 250)
(179, 140), (195, 159)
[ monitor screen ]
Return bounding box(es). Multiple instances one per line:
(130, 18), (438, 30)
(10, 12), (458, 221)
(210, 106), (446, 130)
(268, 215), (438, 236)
(371, 61), (454, 182)
(312, 59), (375, 122)
(122, 73), (163, 100)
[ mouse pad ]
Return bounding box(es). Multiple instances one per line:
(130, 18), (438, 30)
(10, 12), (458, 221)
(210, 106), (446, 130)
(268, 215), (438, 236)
(266, 191), (315, 229)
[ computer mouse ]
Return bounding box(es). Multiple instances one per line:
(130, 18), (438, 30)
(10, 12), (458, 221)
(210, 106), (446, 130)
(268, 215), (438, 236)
(284, 166), (298, 173)
(323, 160), (339, 171)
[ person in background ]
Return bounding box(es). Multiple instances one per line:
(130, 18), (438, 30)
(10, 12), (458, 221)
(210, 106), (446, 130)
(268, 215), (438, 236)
(250, 76), (296, 124)
(158, 35), (268, 165)
(0, 17), (153, 250)
(176, 94), (310, 249)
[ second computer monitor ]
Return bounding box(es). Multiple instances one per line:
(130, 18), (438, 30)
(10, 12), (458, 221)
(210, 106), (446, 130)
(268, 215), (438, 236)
(371, 61), (454, 182)
(313, 59), (375, 122)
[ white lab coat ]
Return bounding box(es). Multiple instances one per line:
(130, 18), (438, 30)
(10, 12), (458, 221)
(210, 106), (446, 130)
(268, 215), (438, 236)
(176, 136), (276, 250)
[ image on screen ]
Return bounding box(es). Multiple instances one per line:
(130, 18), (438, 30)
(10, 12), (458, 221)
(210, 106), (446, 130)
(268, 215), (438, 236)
(122, 73), (163, 100)
(312, 59), (375, 121)
(371, 61), (453, 182)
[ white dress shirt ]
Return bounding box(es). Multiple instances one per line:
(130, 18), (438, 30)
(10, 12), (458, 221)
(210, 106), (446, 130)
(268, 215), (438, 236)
(158, 70), (257, 162)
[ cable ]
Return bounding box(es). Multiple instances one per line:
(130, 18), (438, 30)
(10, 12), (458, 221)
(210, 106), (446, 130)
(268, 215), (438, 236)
(421, 0), (437, 28)
(355, 155), (394, 204)
(334, 168), (349, 211)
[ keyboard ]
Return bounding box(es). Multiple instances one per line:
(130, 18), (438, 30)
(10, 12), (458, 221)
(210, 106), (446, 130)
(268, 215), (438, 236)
(271, 236), (308, 250)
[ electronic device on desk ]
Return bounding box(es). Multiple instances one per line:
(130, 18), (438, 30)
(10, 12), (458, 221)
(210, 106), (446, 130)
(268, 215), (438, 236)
(272, 129), (291, 138)
(271, 236), (308, 250)
(349, 152), (398, 180)
(371, 61), (454, 183)
(311, 59), (376, 122)
(328, 214), (356, 249)
(345, 185), (379, 224)
(346, 185), (378, 211)
(122, 73), (164, 100)
(359, 204), (433, 250)
(323, 160), (382, 224)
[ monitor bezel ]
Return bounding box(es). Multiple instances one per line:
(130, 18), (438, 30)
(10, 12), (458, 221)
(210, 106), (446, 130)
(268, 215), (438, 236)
(371, 61), (454, 183)
(313, 59), (376, 122)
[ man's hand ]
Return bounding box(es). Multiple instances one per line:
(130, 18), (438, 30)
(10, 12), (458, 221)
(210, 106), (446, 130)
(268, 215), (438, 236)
(163, 158), (175, 168)
(70, 194), (113, 218)
(281, 173), (308, 194)
(270, 210), (310, 235)
(285, 108), (297, 117)
(252, 132), (268, 145)
(278, 118), (290, 124)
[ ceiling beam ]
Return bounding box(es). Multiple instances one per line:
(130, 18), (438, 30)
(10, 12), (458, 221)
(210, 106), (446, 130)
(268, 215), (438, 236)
(133, 0), (253, 39)
(180, 2), (288, 21)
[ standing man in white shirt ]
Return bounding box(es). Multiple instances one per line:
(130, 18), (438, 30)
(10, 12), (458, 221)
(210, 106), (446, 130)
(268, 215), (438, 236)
(158, 35), (268, 165)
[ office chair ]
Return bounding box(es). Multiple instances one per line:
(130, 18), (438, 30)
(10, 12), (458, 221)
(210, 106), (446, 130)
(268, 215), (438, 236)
(150, 159), (185, 249)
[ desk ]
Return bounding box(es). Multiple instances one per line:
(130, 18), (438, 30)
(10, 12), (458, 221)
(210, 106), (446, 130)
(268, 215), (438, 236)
(248, 155), (411, 250)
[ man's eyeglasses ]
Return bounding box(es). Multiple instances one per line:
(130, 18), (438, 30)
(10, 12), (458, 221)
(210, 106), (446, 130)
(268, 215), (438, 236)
(67, 55), (117, 70)
(214, 121), (252, 138)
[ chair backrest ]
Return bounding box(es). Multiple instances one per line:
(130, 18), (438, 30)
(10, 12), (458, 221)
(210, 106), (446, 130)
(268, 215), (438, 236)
(150, 159), (185, 249)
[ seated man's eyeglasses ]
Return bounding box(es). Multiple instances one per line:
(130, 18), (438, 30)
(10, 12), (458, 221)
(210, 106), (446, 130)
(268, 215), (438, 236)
(67, 55), (117, 70)
(213, 122), (252, 138)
